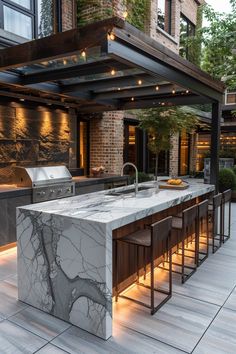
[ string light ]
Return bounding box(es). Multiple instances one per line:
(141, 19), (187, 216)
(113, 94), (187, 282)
(63, 59), (67, 65)
(108, 33), (115, 41)
(186, 89), (190, 94)
(118, 87), (121, 91)
(172, 89), (176, 94)
(81, 50), (86, 58)
(123, 11), (128, 19)
(111, 69), (116, 76)
(161, 102), (165, 106)
(138, 79), (142, 85)
(131, 97), (134, 101)
(155, 85), (159, 91)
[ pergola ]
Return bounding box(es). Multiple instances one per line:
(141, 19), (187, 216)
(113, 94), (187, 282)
(0, 17), (224, 187)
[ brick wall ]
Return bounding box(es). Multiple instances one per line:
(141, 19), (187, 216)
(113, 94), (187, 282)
(180, 0), (198, 26)
(169, 133), (179, 176)
(90, 111), (124, 174)
(61, 0), (76, 31)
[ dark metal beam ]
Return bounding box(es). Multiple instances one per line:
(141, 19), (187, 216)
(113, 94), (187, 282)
(22, 58), (130, 85)
(77, 94), (210, 112)
(0, 17), (124, 70)
(61, 73), (164, 93)
(108, 39), (223, 102)
(93, 84), (183, 100)
(210, 102), (221, 191)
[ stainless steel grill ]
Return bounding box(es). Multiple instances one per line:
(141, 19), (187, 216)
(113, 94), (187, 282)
(13, 166), (75, 203)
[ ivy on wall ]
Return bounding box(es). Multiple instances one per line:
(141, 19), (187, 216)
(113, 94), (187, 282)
(77, 0), (112, 27)
(77, 0), (150, 32)
(125, 0), (149, 32)
(186, 5), (203, 67)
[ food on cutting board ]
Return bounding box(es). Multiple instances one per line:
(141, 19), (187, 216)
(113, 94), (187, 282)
(167, 178), (183, 185)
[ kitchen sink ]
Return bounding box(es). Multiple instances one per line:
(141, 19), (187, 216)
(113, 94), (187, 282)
(107, 185), (153, 196)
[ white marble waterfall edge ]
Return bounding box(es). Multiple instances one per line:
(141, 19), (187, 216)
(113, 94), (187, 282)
(16, 180), (215, 339)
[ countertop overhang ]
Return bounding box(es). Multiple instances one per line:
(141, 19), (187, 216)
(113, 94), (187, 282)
(18, 180), (215, 228)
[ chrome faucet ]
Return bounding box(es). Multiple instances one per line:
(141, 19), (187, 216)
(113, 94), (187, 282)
(121, 162), (138, 195)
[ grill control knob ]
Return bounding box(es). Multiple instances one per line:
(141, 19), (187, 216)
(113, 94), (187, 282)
(37, 191), (45, 196)
(50, 190), (55, 193)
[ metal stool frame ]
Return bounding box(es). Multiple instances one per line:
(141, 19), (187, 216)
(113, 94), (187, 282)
(115, 216), (172, 315)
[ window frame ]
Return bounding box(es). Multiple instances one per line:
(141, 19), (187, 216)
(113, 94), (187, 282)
(1, 0), (35, 39)
(179, 13), (196, 60)
(157, 0), (172, 35)
(0, 0), (62, 41)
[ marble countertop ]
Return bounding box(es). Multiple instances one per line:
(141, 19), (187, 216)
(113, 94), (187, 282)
(19, 180), (215, 229)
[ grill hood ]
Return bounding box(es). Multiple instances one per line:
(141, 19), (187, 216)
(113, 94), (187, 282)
(13, 165), (72, 187)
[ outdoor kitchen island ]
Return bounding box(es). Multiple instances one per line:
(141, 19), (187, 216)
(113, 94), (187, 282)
(17, 180), (214, 340)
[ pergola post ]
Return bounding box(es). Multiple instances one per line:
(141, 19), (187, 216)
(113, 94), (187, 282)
(210, 102), (221, 191)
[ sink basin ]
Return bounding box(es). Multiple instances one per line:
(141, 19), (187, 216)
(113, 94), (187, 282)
(107, 185), (153, 196)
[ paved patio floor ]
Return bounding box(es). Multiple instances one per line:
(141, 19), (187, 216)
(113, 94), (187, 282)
(0, 204), (236, 353)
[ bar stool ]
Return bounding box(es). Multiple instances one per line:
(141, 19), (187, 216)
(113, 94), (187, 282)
(171, 204), (198, 283)
(197, 199), (209, 266)
(208, 193), (222, 253)
(115, 216), (172, 315)
(222, 189), (232, 243)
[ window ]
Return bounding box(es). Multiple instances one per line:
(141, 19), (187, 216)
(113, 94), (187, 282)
(179, 14), (195, 60)
(157, 0), (172, 34)
(0, 0), (56, 40)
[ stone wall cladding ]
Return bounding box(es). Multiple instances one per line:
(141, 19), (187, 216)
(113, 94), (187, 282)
(0, 104), (75, 168)
(90, 111), (124, 175)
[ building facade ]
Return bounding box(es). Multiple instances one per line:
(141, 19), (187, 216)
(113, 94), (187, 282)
(0, 0), (205, 180)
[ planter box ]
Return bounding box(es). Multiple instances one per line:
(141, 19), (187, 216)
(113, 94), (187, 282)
(204, 158), (234, 183)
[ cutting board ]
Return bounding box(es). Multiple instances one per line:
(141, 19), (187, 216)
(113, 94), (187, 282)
(159, 180), (189, 190)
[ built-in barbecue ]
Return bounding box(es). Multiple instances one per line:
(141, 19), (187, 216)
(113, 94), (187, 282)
(13, 165), (75, 203)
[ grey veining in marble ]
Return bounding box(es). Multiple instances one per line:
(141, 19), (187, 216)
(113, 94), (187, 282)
(17, 180), (214, 340)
